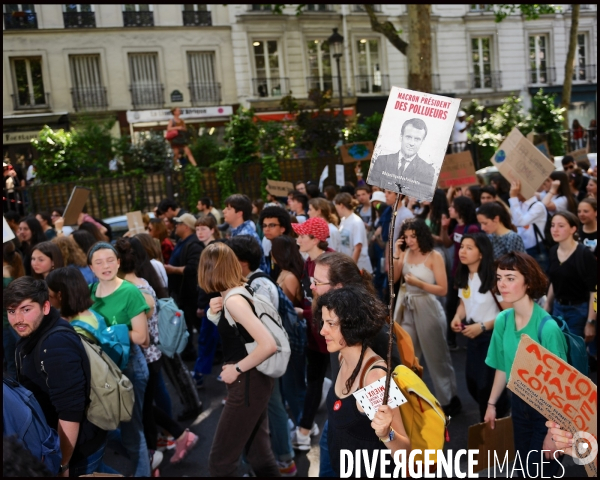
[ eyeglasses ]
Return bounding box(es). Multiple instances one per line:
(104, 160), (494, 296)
(262, 223), (281, 229)
(310, 277), (330, 286)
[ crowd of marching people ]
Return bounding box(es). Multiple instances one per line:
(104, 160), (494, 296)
(2, 153), (597, 477)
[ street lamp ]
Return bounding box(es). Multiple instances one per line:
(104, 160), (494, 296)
(328, 28), (344, 126)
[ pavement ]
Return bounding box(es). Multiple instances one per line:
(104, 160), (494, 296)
(104, 332), (595, 477)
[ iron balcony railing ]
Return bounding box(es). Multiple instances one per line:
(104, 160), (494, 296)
(573, 64), (596, 82)
(252, 77), (289, 98)
(11, 92), (50, 110)
(71, 86), (108, 111)
(355, 74), (390, 94)
(470, 71), (502, 90)
(4, 11), (38, 29)
(63, 11), (96, 28)
(122, 11), (154, 27)
(182, 10), (211, 26)
(306, 76), (336, 94)
(527, 67), (556, 85)
(188, 82), (221, 106)
(130, 84), (164, 109)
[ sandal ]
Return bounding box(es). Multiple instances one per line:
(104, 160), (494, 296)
(170, 429), (199, 464)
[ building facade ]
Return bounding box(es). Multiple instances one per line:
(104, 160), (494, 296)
(3, 4), (597, 162)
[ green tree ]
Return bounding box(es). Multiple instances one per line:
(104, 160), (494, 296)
(69, 115), (115, 178)
(345, 112), (383, 143)
(188, 133), (226, 168)
(529, 89), (566, 155)
(31, 126), (76, 183)
(127, 131), (172, 174)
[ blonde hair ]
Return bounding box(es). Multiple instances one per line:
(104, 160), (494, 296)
(198, 242), (245, 292)
(309, 197), (339, 226)
(52, 236), (87, 267)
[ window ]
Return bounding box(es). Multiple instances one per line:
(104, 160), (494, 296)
(471, 37), (492, 88)
(128, 52), (163, 108)
(529, 34), (549, 84)
(63, 4), (95, 28)
(188, 52), (220, 105)
(306, 39), (333, 92)
(250, 5), (271, 11)
(123, 4), (153, 26)
(253, 40), (286, 97)
(353, 5), (381, 12)
(123, 4), (151, 11)
(182, 4), (211, 26)
(69, 55), (106, 110)
(305, 5), (332, 12)
(356, 39), (384, 94)
(470, 5), (490, 12)
(11, 57), (47, 109)
(4, 4), (37, 29)
(573, 33), (588, 81)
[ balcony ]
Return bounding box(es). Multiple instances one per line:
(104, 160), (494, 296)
(470, 71), (502, 90)
(306, 76), (336, 94)
(188, 82), (221, 106)
(11, 92), (50, 110)
(71, 87), (108, 111)
(355, 74), (390, 95)
(123, 11), (154, 27)
(252, 78), (289, 98)
(63, 11), (96, 28)
(182, 10), (211, 26)
(130, 84), (164, 109)
(573, 64), (597, 83)
(527, 67), (556, 85)
(4, 11), (38, 29)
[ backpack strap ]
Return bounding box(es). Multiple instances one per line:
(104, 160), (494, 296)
(358, 355), (387, 389)
(70, 320), (99, 338)
(34, 326), (81, 375)
(537, 315), (557, 344)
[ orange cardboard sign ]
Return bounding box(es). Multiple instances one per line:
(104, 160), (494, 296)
(507, 335), (597, 477)
(437, 150), (478, 189)
(467, 417), (515, 473)
(340, 142), (374, 164)
(126, 211), (146, 235)
(63, 187), (91, 226)
(265, 179), (294, 198)
(566, 148), (589, 165)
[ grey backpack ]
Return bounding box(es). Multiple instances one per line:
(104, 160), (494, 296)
(154, 297), (189, 358)
(223, 285), (291, 378)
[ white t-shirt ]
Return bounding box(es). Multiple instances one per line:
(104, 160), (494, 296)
(452, 119), (468, 143)
(150, 258), (168, 289)
(248, 269), (279, 310)
(338, 213), (373, 273)
(458, 272), (503, 323)
(328, 222), (341, 252)
(551, 195), (568, 214)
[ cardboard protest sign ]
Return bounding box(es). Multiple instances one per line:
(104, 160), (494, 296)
(352, 376), (406, 421)
(468, 417), (515, 473)
(3, 216), (15, 243)
(437, 151), (478, 189)
(535, 141), (552, 159)
(507, 335), (597, 477)
(265, 179), (294, 198)
(126, 211), (146, 235)
(340, 141), (374, 164)
(63, 187), (91, 226)
(490, 128), (555, 200)
(566, 148), (589, 165)
(366, 87), (461, 201)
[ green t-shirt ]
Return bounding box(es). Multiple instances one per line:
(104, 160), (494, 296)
(90, 280), (149, 330)
(485, 303), (568, 382)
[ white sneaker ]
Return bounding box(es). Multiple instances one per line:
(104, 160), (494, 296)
(150, 449), (163, 470)
(309, 423), (320, 437)
(319, 377), (332, 411)
(291, 428), (311, 451)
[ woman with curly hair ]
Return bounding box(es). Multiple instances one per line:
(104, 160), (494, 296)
(52, 236), (97, 284)
(315, 286), (410, 476)
(485, 252), (568, 477)
(393, 218), (461, 416)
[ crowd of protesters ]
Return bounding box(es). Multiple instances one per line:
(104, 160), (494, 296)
(2, 152), (597, 477)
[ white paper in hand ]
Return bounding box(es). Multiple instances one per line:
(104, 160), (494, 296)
(352, 376), (406, 420)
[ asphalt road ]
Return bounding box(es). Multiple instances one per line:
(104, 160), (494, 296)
(104, 332), (595, 477)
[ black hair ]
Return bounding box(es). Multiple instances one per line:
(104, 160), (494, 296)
(401, 117), (428, 139)
(157, 198), (179, 215)
(52, 207), (64, 217)
(31, 241), (65, 279)
(227, 235), (264, 272)
(489, 173), (510, 196)
(259, 206), (293, 235)
(476, 201), (516, 231)
(271, 236), (304, 282)
(467, 185), (481, 207)
(306, 184), (321, 199)
(225, 194), (252, 221)
(3, 241), (25, 279)
(199, 196), (213, 208)
(3, 435), (52, 477)
(291, 192), (309, 212)
(37, 211), (53, 227)
(452, 196), (478, 225)
(455, 233), (496, 292)
(115, 237), (168, 298)
(46, 267), (94, 318)
(551, 211), (581, 241)
(20, 216), (46, 255)
(314, 252), (376, 296)
(339, 185), (355, 196)
(4, 211), (21, 223)
(78, 222), (106, 242)
(561, 155), (575, 167)
(399, 217), (435, 254)
(549, 170), (578, 214)
(3, 276), (49, 309)
(72, 229), (98, 257)
(418, 188), (448, 236)
(315, 286), (387, 394)
(480, 185), (497, 197)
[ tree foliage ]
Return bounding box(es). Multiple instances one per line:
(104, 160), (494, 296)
(344, 112), (383, 144)
(188, 133), (226, 168)
(491, 4), (561, 22)
(529, 89), (565, 155)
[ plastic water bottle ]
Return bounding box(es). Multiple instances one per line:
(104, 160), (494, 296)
(170, 312), (182, 325)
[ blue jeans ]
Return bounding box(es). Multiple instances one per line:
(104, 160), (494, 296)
(194, 316), (220, 376)
(553, 301), (588, 339)
(121, 344), (151, 477)
(319, 421), (337, 477)
(268, 379), (294, 463)
(69, 442), (120, 477)
(3, 326), (18, 379)
(281, 351), (307, 425)
(511, 394), (562, 478)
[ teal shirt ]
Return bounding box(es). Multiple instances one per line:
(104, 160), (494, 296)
(485, 303), (568, 382)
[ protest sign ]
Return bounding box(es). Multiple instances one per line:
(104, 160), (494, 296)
(265, 179), (294, 198)
(566, 148), (589, 165)
(340, 141), (374, 164)
(319, 166), (329, 191)
(63, 187), (91, 226)
(335, 164), (345, 187)
(126, 211), (146, 235)
(507, 335), (597, 477)
(490, 128), (555, 200)
(366, 87), (461, 202)
(437, 151), (478, 189)
(352, 376), (406, 421)
(468, 417), (515, 473)
(3, 216), (15, 243)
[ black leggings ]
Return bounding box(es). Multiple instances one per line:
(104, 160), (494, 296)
(299, 349), (330, 431)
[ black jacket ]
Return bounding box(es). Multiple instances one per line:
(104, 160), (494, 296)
(168, 234), (204, 311)
(16, 307), (106, 461)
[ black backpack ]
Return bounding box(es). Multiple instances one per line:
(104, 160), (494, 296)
(528, 202), (555, 250)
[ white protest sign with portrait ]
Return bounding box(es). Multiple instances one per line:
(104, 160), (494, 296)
(366, 87), (461, 201)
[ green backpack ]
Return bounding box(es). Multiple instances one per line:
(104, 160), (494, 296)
(35, 326), (135, 431)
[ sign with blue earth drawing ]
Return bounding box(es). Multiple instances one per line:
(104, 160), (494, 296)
(340, 141), (374, 164)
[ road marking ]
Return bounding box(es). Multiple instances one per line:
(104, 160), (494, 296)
(191, 407), (215, 426)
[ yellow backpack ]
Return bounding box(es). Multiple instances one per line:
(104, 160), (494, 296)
(392, 364), (449, 462)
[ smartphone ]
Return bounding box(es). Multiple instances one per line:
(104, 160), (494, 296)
(399, 236), (407, 251)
